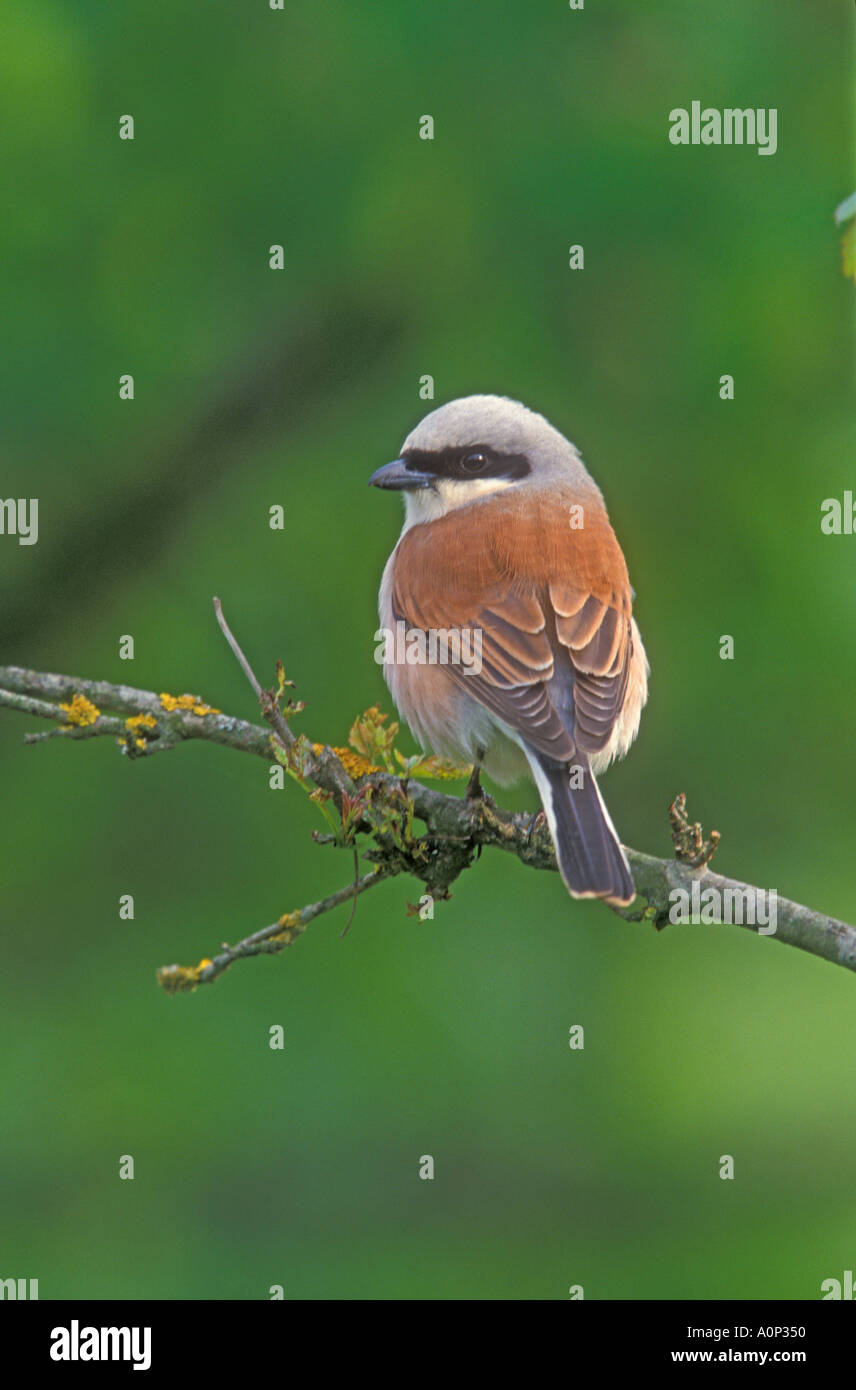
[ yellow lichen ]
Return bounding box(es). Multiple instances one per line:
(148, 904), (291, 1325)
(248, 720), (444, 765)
(59, 694), (100, 727)
(410, 757), (472, 781)
(313, 743), (381, 777)
(311, 741), (467, 781)
(156, 963), (202, 995)
(159, 692), (220, 716)
(266, 910), (305, 946)
(126, 713), (157, 730)
(116, 713), (158, 754)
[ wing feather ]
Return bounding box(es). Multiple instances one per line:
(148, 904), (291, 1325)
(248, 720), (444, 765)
(389, 495), (635, 763)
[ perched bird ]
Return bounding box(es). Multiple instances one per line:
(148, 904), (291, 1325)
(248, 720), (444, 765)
(369, 395), (648, 906)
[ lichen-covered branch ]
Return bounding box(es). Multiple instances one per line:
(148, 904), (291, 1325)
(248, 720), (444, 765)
(157, 869), (389, 993)
(2, 657), (855, 989)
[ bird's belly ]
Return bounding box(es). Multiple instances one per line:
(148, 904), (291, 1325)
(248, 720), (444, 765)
(383, 658), (529, 787)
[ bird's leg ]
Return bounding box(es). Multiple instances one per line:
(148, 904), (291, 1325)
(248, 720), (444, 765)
(465, 749), (486, 802)
(465, 748), (491, 860)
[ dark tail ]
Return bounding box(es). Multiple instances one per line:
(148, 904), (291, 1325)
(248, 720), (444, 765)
(525, 749), (635, 906)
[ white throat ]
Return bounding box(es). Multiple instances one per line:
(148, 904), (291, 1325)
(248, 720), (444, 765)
(402, 476), (515, 530)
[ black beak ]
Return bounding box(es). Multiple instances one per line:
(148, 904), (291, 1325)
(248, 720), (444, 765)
(368, 458), (434, 491)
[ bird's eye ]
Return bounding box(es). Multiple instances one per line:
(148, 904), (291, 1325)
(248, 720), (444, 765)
(461, 450), (489, 474)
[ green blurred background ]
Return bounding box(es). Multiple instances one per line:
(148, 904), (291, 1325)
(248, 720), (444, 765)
(1, 0), (854, 1300)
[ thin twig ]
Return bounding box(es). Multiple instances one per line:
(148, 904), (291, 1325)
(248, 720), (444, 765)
(213, 596), (295, 751)
(213, 596), (263, 698)
(340, 848), (361, 938)
(157, 869), (387, 991)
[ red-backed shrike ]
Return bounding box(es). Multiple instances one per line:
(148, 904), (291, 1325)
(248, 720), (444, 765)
(370, 395), (648, 906)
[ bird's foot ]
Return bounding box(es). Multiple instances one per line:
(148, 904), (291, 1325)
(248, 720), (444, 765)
(465, 761), (494, 806)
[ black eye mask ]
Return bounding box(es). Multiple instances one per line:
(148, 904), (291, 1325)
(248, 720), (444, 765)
(401, 446), (531, 484)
